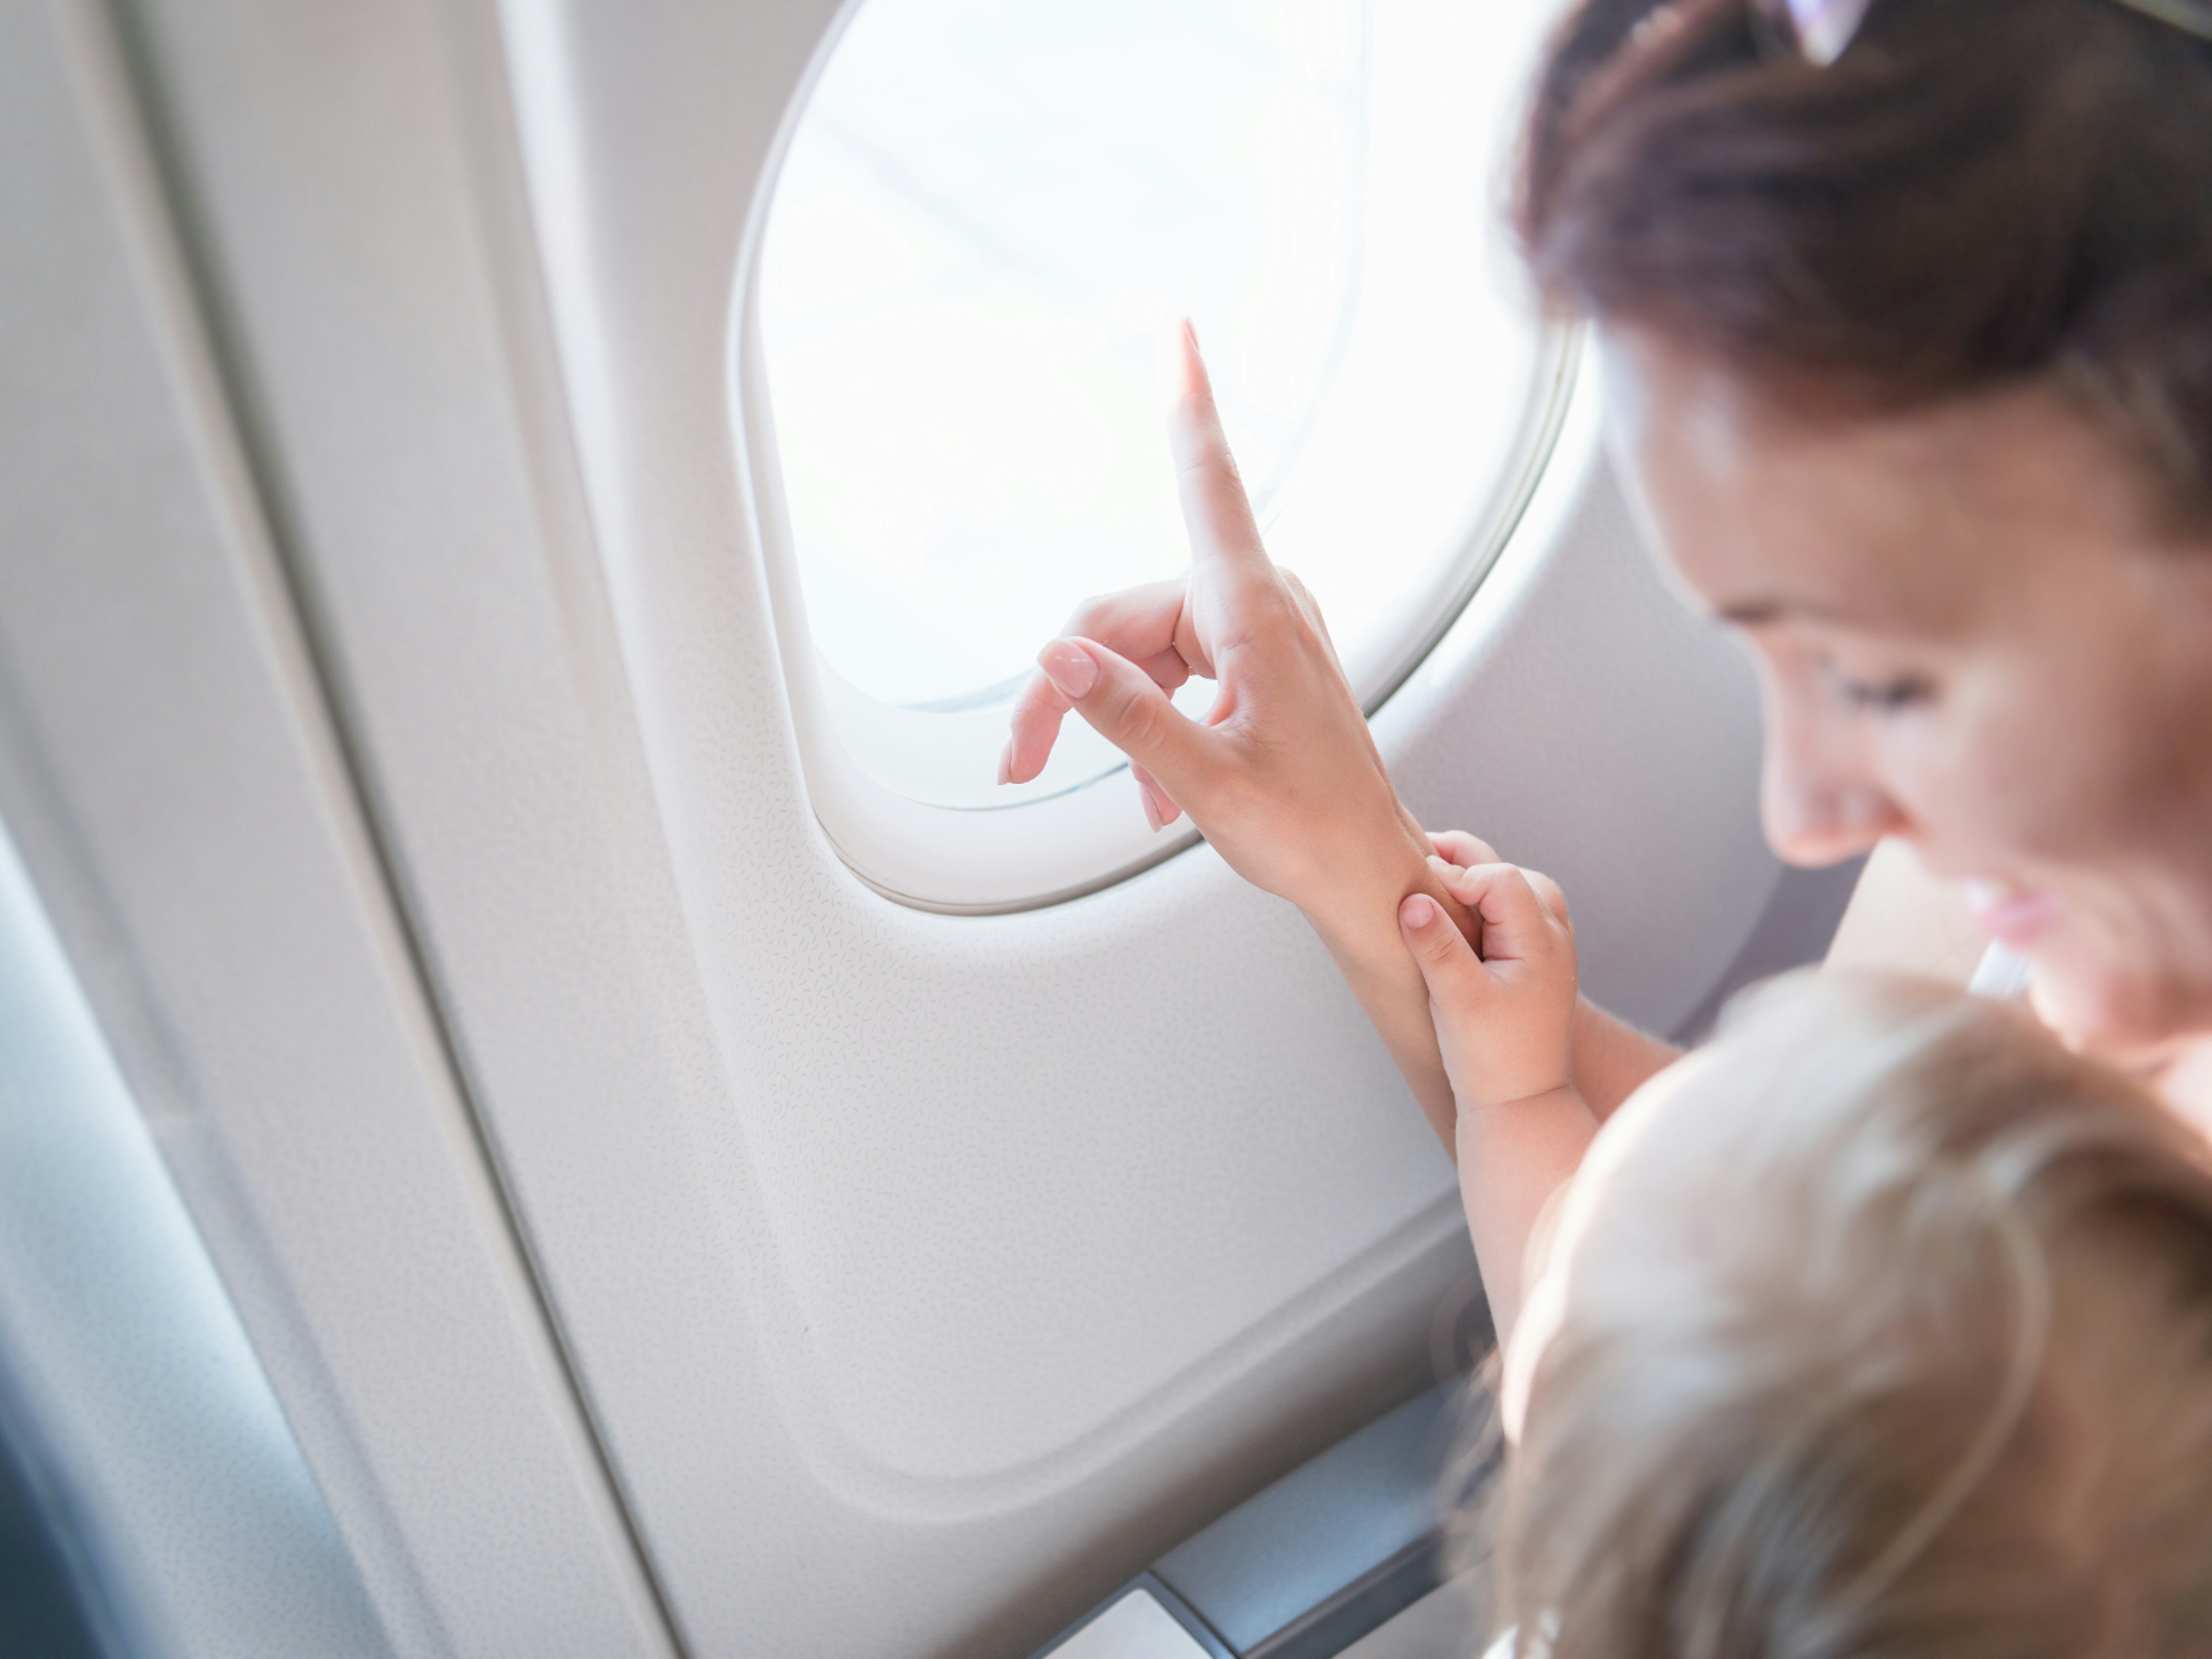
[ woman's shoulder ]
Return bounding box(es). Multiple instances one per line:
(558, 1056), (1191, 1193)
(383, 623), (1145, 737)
(1824, 840), (1989, 987)
(2152, 1037), (2212, 1139)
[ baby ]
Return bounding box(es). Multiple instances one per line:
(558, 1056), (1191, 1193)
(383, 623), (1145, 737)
(1406, 849), (2212, 1656)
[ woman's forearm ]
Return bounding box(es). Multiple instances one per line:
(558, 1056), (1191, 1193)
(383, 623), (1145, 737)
(1321, 929), (1460, 1150)
(1305, 815), (1479, 1151)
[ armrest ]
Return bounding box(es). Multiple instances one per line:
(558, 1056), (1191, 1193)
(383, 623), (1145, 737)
(1032, 1383), (1494, 1659)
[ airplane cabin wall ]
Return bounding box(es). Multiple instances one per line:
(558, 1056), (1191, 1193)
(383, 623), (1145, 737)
(0, 0), (1778, 1656)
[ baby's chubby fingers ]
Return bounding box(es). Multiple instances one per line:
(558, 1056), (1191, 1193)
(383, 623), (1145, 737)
(1522, 868), (1574, 938)
(1426, 859), (1567, 971)
(1429, 830), (1501, 870)
(1404, 870), (1577, 1112)
(1399, 891), (1491, 1005)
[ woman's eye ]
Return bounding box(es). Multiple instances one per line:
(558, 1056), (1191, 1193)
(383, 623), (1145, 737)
(1808, 654), (1933, 713)
(1832, 671), (1933, 713)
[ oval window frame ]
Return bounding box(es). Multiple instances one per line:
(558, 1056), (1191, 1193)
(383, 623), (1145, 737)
(735, 0), (1582, 914)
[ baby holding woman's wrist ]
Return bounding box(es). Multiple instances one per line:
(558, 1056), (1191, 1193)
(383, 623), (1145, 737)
(1395, 834), (1597, 1343)
(1400, 853), (2212, 1656)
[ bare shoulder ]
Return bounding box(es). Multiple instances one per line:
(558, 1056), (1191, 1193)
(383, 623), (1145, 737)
(1822, 838), (1988, 988)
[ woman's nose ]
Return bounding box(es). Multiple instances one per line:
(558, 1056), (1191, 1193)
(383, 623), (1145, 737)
(1760, 726), (1907, 868)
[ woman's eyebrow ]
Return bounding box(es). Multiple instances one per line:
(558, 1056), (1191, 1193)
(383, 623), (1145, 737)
(1715, 595), (1852, 627)
(1717, 599), (1782, 626)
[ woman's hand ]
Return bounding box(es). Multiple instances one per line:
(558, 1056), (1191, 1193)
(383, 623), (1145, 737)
(1001, 322), (1445, 941)
(1002, 323), (1477, 1147)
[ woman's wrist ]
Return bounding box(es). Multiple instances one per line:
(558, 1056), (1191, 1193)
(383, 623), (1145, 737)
(1298, 809), (1471, 958)
(1290, 813), (1473, 1152)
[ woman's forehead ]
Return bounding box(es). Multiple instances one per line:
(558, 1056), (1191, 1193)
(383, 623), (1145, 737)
(1599, 328), (2151, 636)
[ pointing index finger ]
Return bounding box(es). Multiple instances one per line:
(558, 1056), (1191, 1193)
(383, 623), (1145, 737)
(1166, 321), (1270, 577)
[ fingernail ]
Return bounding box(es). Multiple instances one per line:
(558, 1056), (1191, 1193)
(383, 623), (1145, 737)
(1401, 894), (1437, 930)
(997, 741), (1012, 786)
(1160, 318), (1203, 406)
(1037, 639), (1098, 700)
(1141, 783), (1163, 833)
(1157, 323), (1188, 408)
(1426, 854), (1454, 877)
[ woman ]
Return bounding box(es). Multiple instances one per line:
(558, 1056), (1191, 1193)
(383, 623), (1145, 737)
(1001, 0), (2212, 1186)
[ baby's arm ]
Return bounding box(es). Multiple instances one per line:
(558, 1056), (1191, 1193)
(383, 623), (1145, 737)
(1399, 852), (1597, 1344)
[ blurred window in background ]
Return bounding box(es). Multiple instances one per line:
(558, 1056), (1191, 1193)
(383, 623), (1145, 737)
(759, 0), (1562, 808)
(0, 820), (388, 1659)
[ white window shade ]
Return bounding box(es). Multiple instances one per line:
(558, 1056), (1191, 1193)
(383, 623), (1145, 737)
(749, 0), (1570, 904)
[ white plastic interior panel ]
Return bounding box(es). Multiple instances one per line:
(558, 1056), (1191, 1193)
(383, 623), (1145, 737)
(0, 3), (671, 1656)
(78, 3), (1777, 1659)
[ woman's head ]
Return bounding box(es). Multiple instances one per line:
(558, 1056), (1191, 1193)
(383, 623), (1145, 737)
(1488, 972), (2212, 1657)
(1517, 0), (2212, 1056)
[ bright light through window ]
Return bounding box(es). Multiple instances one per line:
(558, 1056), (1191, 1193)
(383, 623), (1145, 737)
(759, 0), (1562, 806)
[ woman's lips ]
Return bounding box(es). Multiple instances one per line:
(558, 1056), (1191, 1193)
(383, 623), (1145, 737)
(1963, 880), (2059, 949)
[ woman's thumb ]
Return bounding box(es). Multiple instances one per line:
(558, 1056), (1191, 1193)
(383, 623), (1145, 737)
(1037, 637), (1214, 804)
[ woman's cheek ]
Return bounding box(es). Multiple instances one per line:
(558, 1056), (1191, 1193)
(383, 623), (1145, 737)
(2029, 942), (2175, 1058)
(1891, 672), (2080, 867)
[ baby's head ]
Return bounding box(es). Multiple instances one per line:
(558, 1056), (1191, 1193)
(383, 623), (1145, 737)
(1484, 971), (2212, 1657)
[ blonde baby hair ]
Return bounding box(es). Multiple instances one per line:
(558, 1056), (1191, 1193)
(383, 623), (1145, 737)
(1464, 971), (2212, 1658)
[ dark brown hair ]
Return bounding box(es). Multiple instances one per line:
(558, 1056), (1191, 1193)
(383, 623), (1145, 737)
(1517, 0), (2212, 521)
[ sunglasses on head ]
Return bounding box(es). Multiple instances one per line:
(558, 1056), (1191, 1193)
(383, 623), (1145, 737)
(1750, 0), (2212, 65)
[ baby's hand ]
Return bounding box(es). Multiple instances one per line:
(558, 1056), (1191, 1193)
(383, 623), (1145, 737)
(1397, 834), (1577, 1111)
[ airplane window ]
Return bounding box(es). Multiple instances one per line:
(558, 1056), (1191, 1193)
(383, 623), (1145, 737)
(758, 0), (1566, 819)
(0, 821), (387, 1657)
